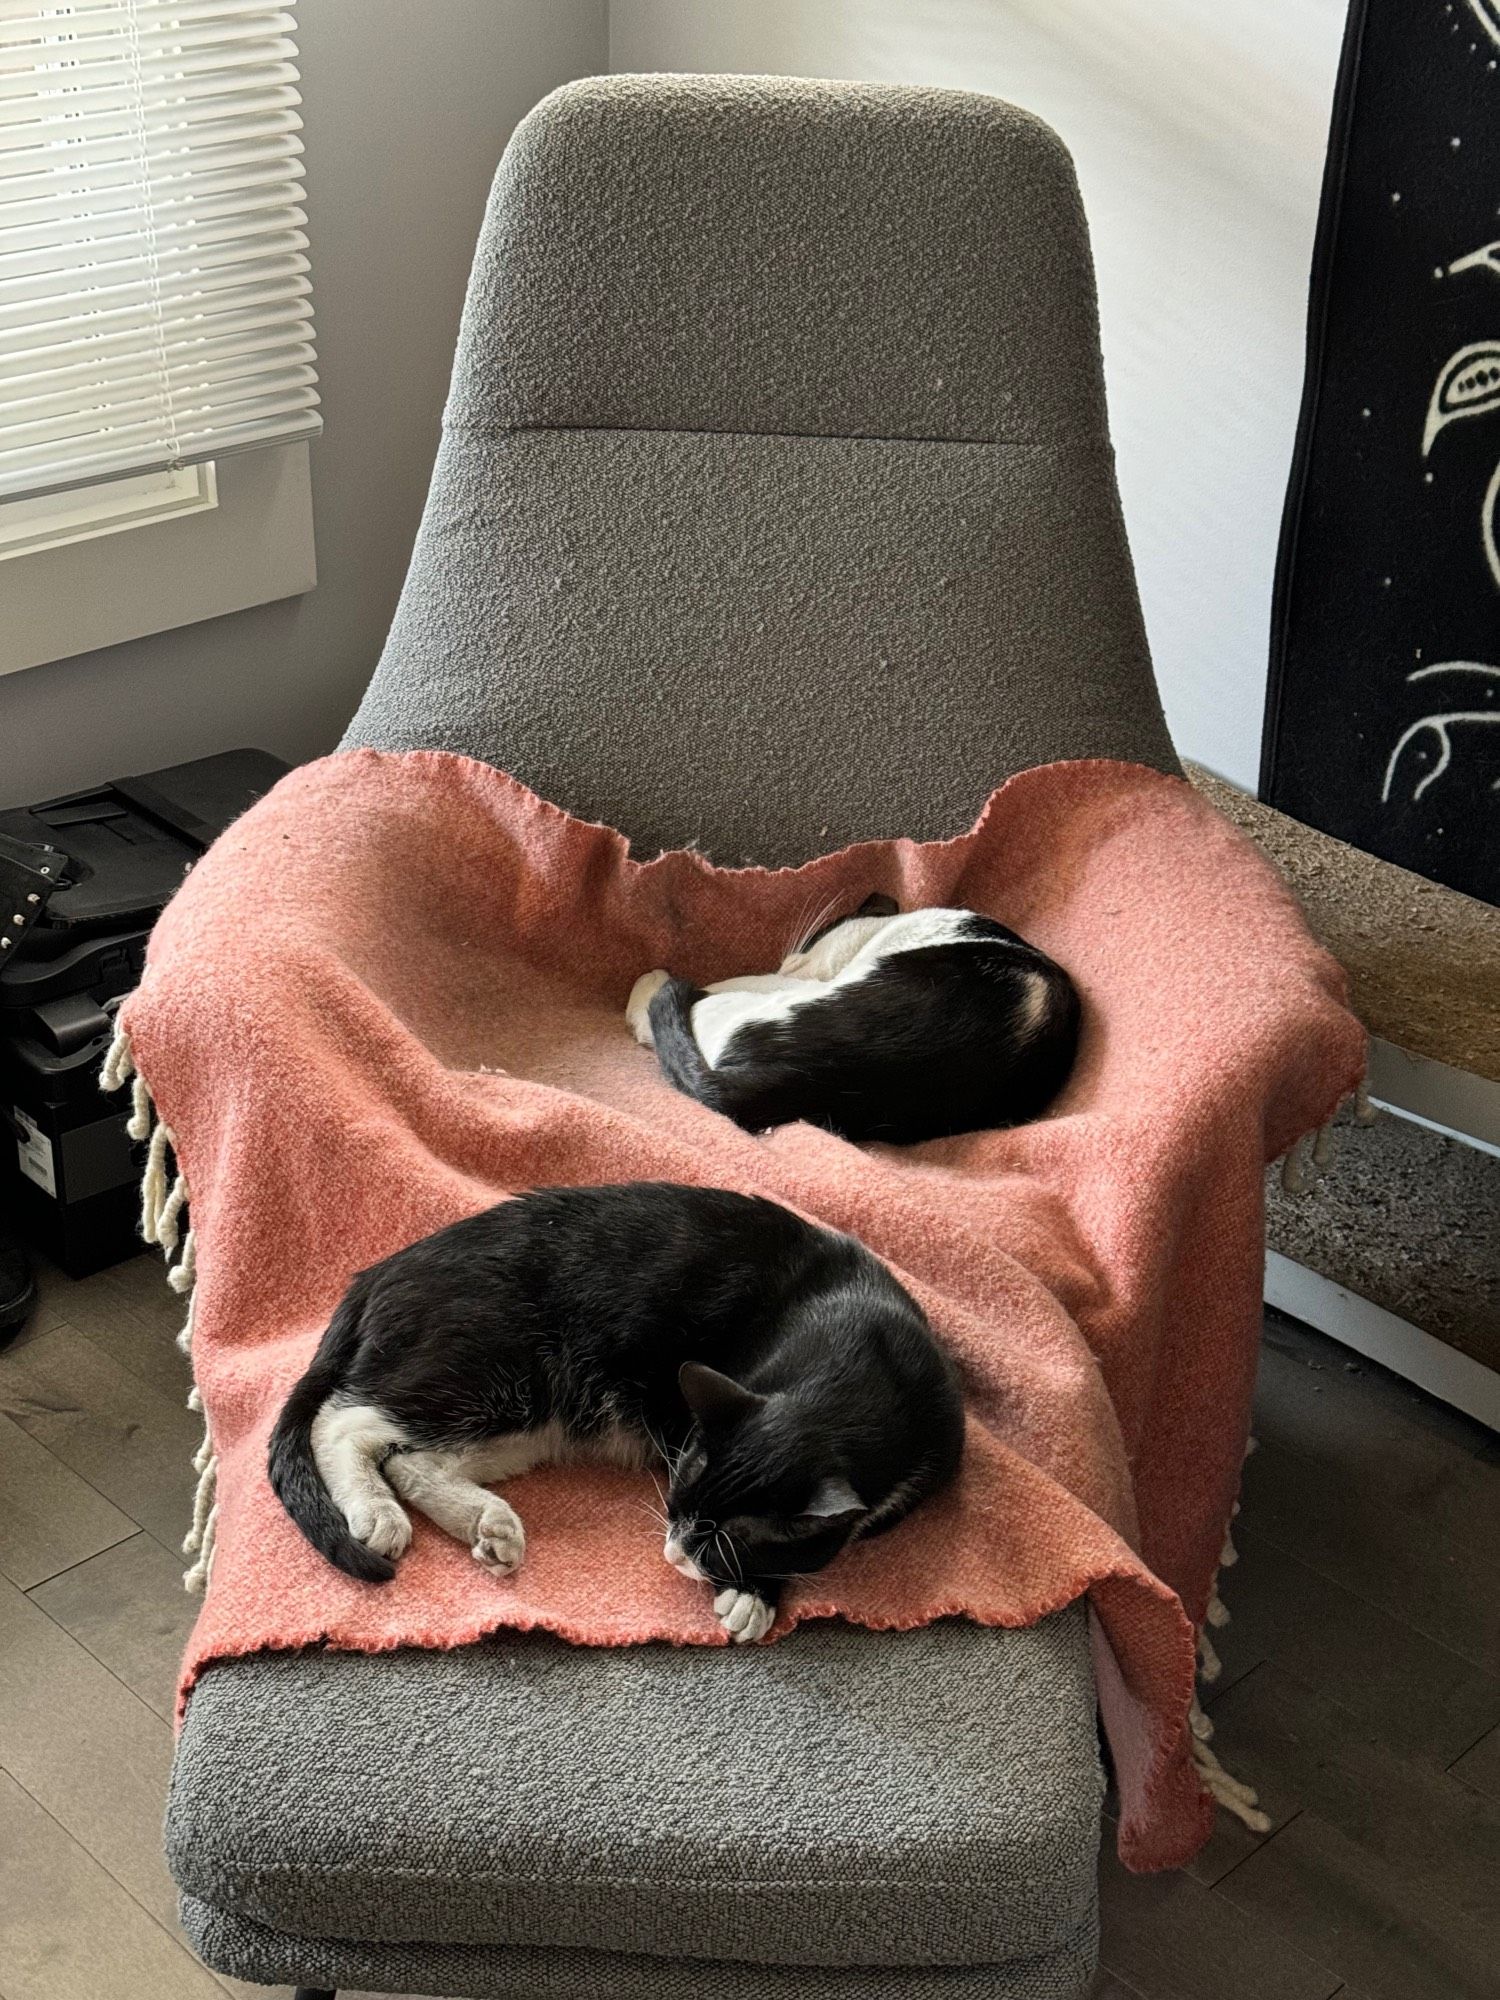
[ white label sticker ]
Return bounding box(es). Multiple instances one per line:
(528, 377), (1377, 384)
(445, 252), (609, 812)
(14, 1107), (57, 1199)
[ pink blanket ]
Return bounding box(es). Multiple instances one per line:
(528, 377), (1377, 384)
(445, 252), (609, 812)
(119, 751), (1362, 1871)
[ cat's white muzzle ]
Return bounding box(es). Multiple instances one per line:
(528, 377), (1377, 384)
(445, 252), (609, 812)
(663, 1529), (708, 1582)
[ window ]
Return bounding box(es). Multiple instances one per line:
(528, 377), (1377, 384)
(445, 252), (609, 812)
(0, 0), (320, 507)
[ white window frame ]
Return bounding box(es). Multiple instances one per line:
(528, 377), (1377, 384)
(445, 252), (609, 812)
(1, 438), (315, 677)
(0, 462), (218, 562)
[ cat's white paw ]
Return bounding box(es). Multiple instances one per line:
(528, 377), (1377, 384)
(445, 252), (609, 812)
(626, 970), (670, 1046)
(471, 1499), (526, 1575)
(713, 1587), (775, 1644)
(347, 1496), (411, 1561)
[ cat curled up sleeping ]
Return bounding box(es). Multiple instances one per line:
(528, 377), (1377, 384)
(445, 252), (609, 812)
(269, 1182), (963, 1643)
(627, 895), (1081, 1144)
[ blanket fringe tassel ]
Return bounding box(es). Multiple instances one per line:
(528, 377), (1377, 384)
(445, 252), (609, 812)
(1190, 1439), (1271, 1833)
(1280, 1077), (1376, 1195)
(100, 1017), (217, 1595)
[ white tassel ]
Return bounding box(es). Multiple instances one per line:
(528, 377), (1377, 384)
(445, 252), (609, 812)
(1206, 1592), (1230, 1628)
(1192, 1735), (1272, 1834)
(187, 1383), (203, 1414)
(183, 1454), (216, 1555)
(1280, 1132), (1313, 1194)
(176, 1289), (197, 1357)
(140, 1121), (173, 1244)
(156, 1173), (189, 1255)
(183, 1501), (218, 1594)
(167, 1228), (196, 1295)
(1312, 1121), (1337, 1171)
(1220, 1527), (1239, 1568)
(1189, 1694), (1215, 1742)
(99, 1021), (134, 1093)
(1354, 1078), (1377, 1124)
(1197, 1628), (1222, 1683)
(126, 1072), (153, 1141)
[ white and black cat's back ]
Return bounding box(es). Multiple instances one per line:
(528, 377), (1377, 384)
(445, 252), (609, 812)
(627, 895), (1080, 1145)
(268, 1182), (964, 1642)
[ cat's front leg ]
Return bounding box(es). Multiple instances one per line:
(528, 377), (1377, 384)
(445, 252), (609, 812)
(713, 1584), (778, 1644)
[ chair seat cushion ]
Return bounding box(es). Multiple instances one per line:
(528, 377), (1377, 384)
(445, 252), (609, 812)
(167, 1607), (1102, 1972)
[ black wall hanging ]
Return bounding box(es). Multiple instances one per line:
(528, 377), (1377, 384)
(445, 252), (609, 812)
(1264, 0), (1500, 905)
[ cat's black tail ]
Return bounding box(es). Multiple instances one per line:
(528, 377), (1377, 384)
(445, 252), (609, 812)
(266, 1278), (396, 1584)
(647, 977), (735, 1118)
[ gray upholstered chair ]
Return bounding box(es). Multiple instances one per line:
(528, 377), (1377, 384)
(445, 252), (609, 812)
(167, 75), (1181, 1998)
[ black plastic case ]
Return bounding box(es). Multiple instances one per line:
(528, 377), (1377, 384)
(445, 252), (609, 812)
(2, 749), (287, 1275)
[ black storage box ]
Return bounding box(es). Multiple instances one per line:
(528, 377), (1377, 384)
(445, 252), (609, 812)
(1, 749), (287, 1276)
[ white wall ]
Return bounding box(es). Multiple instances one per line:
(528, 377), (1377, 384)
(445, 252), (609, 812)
(0, 0), (609, 810)
(610, 0), (1347, 790)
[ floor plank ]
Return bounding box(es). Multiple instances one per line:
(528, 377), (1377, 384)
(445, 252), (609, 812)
(1242, 1350), (1500, 1672)
(29, 1533), (197, 1724)
(0, 1411), (135, 1591)
(1448, 1723), (1500, 1801)
(0, 1321), (200, 1558)
(1096, 1836), (1340, 2000)
(1215, 1808), (1498, 2000)
(1208, 1521), (1500, 1767)
(1260, 1311), (1499, 1465)
(0, 1573), (182, 1933)
(25, 1255), (190, 1402)
(0, 1769), (224, 2000)
(1206, 1666), (1500, 1941)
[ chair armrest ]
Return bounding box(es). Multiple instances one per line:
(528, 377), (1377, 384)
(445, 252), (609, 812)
(1186, 764), (1500, 1085)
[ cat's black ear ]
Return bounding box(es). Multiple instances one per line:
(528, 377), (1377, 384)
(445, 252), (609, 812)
(678, 1361), (766, 1429)
(856, 893), (899, 919)
(800, 1475), (866, 1523)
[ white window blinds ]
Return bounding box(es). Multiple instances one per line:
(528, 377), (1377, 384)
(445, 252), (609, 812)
(0, 0), (319, 504)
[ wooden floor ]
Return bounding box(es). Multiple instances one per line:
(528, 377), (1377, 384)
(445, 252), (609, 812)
(0, 1255), (1495, 2000)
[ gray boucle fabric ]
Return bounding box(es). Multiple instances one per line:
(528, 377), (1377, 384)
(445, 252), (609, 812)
(343, 73), (1176, 863)
(344, 427), (1172, 865)
(168, 1612), (1102, 1971)
(447, 74), (1105, 444)
(180, 1896), (1098, 1999)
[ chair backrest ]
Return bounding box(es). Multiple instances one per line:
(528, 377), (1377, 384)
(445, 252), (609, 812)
(344, 74), (1177, 865)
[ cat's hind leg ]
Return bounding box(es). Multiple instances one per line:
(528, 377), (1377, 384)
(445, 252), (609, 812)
(385, 1431), (555, 1575)
(309, 1402), (412, 1562)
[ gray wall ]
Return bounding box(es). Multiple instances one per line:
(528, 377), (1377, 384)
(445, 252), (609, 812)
(0, 0), (608, 810)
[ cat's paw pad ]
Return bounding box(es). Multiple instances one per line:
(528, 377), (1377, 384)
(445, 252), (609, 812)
(471, 1500), (526, 1575)
(713, 1587), (775, 1644)
(626, 970), (670, 1045)
(347, 1496), (411, 1561)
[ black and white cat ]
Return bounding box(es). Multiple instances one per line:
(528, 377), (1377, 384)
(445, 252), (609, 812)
(269, 1182), (963, 1642)
(627, 895), (1080, 1144)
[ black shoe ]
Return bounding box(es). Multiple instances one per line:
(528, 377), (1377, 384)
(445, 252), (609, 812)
(0, 1228), (35, 1349)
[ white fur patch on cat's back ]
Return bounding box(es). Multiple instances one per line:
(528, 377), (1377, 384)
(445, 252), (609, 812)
(1017, 969), (1053, 1035)
(691, 982), (827, 1067)
(694, 909), (994, 1068)
(783, 907), (978, 982)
